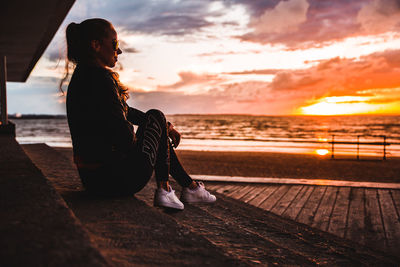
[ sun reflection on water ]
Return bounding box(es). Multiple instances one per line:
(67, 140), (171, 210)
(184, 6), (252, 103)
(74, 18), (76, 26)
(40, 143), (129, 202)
(316, 149), (329, 156)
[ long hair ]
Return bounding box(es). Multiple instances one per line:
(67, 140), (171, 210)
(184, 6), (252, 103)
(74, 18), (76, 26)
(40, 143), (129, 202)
(59, 18), (113, 93)
(109, 71), (130, 105)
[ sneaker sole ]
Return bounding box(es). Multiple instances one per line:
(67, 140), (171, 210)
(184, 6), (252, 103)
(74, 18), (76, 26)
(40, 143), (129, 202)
(180, 198), (217, 204)
(154, 202), (184, 210)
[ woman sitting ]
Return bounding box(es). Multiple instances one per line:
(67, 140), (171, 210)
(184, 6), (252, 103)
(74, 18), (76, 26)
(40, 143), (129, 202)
(64, 18), (216, 210)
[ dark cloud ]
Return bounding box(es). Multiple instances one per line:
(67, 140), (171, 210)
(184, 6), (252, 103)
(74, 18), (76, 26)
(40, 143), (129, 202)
(121, 47), (139, 53)
(78, 0), (218, 36)
(357, 0), (400, 34)
(62, 0), (400, 49)
(238, 0), (366, 48)
(119, 40), (139, 53)
(225, 0), (279, 17)
(43, 36), (66, 63)
(132, 15), (214, 36)
(368, 0), (400, 16)
(45, 49), (63, 62)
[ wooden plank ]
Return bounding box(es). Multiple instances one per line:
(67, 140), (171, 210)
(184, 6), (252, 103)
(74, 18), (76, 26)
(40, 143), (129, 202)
(227, 184), (253, 199)
(259, 185), (291, 211)
(296, 186), (327, 225)
(312, 186), (338, 232)
(224, 185), (244, 196)
(270, 185), (303, 216)
(206, 183), (226, 191)
(390, 189), (400, 219)
(193, 175), (400, 189)
(378, 189), (400, 254)
(204, 183), (220, 191)
(215, 184), (237, 194)
(211, 184), (228, 193)
(235, 185), (260, 200)
(240, 185), (267, 203)
(248, 185), (279, 207)
(364, 189), (386, 251)
(282, 186), (314, 221)
(328, 187), (350, 238)
(346, 188), (365, 245)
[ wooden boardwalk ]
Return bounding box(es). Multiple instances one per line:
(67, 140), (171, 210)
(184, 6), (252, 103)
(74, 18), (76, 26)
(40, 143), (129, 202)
(205, 182), (400, 256)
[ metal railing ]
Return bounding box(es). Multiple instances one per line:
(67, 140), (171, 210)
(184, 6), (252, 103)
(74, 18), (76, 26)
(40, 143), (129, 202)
(330, 135), (390, 160)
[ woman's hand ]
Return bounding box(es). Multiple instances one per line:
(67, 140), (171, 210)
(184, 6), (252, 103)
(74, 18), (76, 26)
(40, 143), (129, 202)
(168, 122), (181, 148)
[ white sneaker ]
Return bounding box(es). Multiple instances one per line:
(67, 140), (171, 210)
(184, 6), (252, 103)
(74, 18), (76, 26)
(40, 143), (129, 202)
(181, 181), (217, 204)
(154, 185), (184, 210)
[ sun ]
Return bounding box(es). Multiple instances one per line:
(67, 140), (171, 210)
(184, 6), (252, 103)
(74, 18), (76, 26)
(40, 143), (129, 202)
(297, 96), (398, 115)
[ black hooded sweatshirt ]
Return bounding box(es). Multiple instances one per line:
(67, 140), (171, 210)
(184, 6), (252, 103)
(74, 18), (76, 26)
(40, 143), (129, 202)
(67, 64), (146, 164)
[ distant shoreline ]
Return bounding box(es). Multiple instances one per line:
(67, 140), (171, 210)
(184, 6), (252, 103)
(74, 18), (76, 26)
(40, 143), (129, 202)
(8, 113), (400, 119)
(10, 114), (67, 119)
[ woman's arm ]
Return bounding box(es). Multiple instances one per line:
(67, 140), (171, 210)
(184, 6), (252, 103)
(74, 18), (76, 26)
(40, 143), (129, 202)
(168, 122), (181, 148)
(127, 107), (147, 126)
(99, 74), (137, 151)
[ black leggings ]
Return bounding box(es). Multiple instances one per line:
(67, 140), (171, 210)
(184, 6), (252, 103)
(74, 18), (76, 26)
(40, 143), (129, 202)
(78, 109), (193, 196)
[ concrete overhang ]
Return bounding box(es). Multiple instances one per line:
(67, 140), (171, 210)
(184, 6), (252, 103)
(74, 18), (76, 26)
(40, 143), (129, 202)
(0, 0), (75, 82)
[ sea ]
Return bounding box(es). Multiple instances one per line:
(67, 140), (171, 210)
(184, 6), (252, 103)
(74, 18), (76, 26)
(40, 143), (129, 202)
(13, 115), (400, 158)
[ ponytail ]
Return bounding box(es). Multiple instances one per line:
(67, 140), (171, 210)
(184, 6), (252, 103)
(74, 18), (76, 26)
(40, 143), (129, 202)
(66, 22), (82, 64)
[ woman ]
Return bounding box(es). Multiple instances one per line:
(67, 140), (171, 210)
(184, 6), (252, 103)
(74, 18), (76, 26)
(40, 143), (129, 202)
(65, 18), (215, 210)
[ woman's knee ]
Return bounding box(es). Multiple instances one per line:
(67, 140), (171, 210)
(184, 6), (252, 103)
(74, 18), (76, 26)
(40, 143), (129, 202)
(146, 108), (165, 117)
(145, 109), (166, 124)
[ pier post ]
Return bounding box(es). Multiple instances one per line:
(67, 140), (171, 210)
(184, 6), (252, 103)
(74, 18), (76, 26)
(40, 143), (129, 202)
(357, 135), (360, 160)
(0, 55), (7, 125)
(331, 135), (335, 159)
(383, 136), (386, 160)
(0, 55), (14, 136)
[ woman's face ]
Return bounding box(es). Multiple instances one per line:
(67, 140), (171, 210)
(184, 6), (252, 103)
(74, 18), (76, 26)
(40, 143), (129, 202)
(95, 26), (122, 68)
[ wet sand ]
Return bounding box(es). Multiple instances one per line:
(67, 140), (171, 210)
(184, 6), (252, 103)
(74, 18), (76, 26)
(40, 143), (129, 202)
(55, 147), (400, 183)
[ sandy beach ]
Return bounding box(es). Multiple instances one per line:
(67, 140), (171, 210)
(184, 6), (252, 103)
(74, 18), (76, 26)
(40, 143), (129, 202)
(55, 147), (400, 183)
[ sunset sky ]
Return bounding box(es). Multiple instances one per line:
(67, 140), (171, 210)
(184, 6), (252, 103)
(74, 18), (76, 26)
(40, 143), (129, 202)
(7, 0), (400, 115)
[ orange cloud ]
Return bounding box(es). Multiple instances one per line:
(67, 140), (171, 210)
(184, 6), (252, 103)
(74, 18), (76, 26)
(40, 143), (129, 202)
(147, 49), (400, 115)
(217, 49), (400, 114)
(270, 50), (400, 96)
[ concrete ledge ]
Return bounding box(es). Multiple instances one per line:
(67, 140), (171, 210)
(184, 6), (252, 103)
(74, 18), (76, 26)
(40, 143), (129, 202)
(193, 174), (400, 189)
(0, 136), (110, 266)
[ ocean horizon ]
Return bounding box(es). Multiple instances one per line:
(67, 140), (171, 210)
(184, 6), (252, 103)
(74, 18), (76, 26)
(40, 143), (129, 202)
(12, 114), (400, 158)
